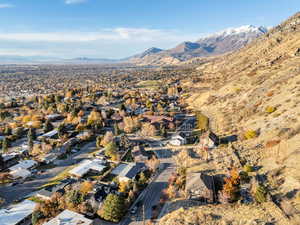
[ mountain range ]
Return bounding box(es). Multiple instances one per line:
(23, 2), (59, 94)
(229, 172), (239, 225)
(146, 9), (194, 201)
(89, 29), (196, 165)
(0, 25), (267, 65)
(128, 25), (268, 65)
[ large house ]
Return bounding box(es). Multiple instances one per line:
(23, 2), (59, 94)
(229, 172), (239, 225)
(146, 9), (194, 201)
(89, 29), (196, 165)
(69, 159), (107, 178)
(43, 209), (93, 225)
(9, 160), (37, 179)
(111, 162), (145, 182)
(0, 200), (36, 225)
(185, 172), (216, 203)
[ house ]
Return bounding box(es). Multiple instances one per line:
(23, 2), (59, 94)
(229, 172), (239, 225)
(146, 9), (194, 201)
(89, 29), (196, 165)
(131, 145), (148, 162)
(10, 168), (31, 179)
(69, 159), (106, 178)
(45, 114), (64, 121)
(9, 160), (37, 171)
(2, 153), (19, 169)
(111, 162), (145, 182)
(38, 130), (58, 140)
(76, 131), (91, 140)
(40, 152), (57, 164)
(43, 209), (93, 225)
(185, 172), (216, 203)
(200, 132), (219, 149)
(0, 200), (36, 225)
(36, 180), (71, 200)
(169, 132), (186, 146)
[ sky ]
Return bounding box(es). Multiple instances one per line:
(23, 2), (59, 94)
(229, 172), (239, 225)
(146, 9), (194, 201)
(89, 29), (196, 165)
(0, 0), (299, 59)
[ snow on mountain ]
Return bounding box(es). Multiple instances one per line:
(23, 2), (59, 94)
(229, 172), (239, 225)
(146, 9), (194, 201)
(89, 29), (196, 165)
(200, 25), (268, 40)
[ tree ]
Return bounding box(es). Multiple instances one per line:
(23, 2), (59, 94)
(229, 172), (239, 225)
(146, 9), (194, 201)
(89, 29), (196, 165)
(104, 141), (117, 159)
(28, 138), (34, 153)
(146, 156), (160, 173)
(31, 210), (44, 225)
(43, 120), (54, 133)
(0, 154), (5, 170)
(165, 184), (177, 199)
(138, 172), (147, 186)
(66, 190), (83, 209)
(195, 112), (209, 132)
(96, 135), (102, 148)
(4, 126), (12, 135)
(57, 123), (66, 138)
(101, 131), (114, 146)
(80, 181), (94, 196)
(2, 138), (8, 153)
(114, 123), (120, 135)
(140, 123), (157, 137)
(28, 128), (37, 141)
(100, 194), (125, 222)
(119, 181), (129, 193)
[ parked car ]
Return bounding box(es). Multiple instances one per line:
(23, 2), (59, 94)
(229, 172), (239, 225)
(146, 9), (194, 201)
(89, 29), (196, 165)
(130, 206), (138, 214)
(11, 182), (19, 186)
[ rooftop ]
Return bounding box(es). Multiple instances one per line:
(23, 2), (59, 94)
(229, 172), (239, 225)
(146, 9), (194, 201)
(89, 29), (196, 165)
(69, 159), (106, 177)
(43, 209), (93, 225)
(9, 160), (37, 171)
(0, 200), (36, 225)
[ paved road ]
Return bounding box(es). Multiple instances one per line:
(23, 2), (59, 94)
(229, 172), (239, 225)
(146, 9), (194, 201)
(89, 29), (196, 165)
(0, 141), (96, 206)
(121, 139), (176, 225)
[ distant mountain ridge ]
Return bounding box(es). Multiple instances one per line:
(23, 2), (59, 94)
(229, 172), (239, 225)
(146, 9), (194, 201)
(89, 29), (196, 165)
(128, 25), (268, 65)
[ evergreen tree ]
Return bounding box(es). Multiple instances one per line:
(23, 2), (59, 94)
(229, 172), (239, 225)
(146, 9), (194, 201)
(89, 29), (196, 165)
(96, 136), (102, 148)
(100, 194), (125, 222)
(4, 126), (12, 135)
(43, 120), (54, 133)
(114, 123), (120, 135)
(0, 154), (5, 170)
(2, 138), (8, 153)
(28, 128), (36, 141)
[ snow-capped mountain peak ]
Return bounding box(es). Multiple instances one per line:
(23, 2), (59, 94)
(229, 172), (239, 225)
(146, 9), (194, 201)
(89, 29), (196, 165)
(202, 25), (268, 39)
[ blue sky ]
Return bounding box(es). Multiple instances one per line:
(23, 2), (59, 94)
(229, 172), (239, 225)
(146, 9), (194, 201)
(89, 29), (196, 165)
(0, 0), (299, 58)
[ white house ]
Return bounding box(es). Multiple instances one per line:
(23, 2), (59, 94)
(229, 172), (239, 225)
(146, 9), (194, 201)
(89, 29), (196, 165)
(69, 159), (106, 178)
(38, 130), (58, 140)
(10, 168), (31, 179)
(9, 160), (37, 171)
(0, 200), (36, 225)
(43, 209), (93, 225)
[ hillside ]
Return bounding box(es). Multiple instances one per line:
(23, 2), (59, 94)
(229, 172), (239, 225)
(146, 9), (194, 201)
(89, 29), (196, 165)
(128, 25), (267, 66)
(160, 12), (300, 225)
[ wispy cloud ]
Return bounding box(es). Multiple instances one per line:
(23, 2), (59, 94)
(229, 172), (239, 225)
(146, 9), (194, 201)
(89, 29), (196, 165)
(65, 0), (87, 4)
(0, 28), (199, 43)
(0, 3), (14, 8)
(0, 28), (201, 58)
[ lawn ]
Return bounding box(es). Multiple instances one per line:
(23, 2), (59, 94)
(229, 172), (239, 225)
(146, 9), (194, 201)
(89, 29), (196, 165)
(39, 165), (75, 189)
(136, 80), (161, 89)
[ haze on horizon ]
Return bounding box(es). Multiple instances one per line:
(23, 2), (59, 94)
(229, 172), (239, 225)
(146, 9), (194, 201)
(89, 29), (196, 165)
(0, 0), (299, 59)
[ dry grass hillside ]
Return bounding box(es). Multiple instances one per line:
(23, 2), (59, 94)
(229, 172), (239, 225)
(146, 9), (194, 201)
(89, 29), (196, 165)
(160, 12), (300, 225)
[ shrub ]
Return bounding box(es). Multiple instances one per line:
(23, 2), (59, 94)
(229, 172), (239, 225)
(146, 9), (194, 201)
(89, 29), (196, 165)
(265, 140), (280, 148)
(265, 106), (276, 114)
(243, 164), (254, 173)
(195, 112), (209, 131)
(244, 130), (257, 139)
(255, 185), (268, 203)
